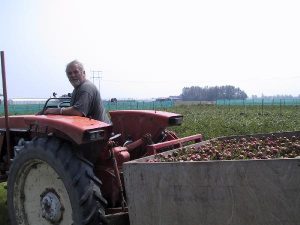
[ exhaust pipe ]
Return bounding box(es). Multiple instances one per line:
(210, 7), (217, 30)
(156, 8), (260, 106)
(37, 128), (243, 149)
(1, 51), (12, 167)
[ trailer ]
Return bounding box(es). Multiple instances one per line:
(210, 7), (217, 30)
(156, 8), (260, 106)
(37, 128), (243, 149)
(123, 131), (300, 225)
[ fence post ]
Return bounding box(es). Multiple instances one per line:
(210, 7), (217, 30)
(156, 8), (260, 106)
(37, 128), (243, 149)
(261, 99), (264, 115)
(280, 99), (282, 115)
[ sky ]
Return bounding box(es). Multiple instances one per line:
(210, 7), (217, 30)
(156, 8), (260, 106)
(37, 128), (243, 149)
(0, 0), (299, 100)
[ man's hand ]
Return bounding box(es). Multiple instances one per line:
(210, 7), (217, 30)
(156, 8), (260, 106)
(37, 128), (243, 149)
(44, 108), (61, 115)
(43, 107), (83, 117)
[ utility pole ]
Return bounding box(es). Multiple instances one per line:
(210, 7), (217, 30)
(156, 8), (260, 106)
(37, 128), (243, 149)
(90, 70), (102, 91)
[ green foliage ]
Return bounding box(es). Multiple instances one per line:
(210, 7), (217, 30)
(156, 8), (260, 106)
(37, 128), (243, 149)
(0, 183), (8, 225)
(169, 105), (300, 140)
(181, 85), (247, 101)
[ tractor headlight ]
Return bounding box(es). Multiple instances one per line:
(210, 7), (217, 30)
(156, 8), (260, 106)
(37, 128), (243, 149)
(85, 129), (106, 141)
(169, 116), (183, 126)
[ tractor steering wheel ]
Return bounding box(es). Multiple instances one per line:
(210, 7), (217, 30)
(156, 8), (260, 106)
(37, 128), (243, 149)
(57, 101), (70, 108)
(40, 97), (71, 115)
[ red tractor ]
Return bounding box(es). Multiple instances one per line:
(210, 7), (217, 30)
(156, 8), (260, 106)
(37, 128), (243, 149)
(0, 52), (202, 225)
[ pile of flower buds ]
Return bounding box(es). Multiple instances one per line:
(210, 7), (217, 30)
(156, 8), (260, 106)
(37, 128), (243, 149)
(147, 135), (300, 162)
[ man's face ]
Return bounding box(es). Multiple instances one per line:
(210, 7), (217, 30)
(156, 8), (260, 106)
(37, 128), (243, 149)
(66, 64), (85, 88)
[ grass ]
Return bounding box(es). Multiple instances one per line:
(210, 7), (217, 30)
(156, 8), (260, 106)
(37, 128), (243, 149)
(0, 183), (8, 225)
(169, 105), (300, 140)
(0, 104), (299, 224)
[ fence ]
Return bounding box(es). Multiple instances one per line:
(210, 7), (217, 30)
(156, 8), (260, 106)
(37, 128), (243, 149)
(216, 98), (300, 106)
(0, 99), (174, 115)
(104, 100), (174, 111)
(215, 98), (300, 116)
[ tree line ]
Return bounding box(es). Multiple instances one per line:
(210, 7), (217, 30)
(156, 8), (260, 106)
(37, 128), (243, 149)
(181, 85), (248, 101)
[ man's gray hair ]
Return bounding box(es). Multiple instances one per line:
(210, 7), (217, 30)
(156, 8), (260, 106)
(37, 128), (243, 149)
(66, 60), (85, 72)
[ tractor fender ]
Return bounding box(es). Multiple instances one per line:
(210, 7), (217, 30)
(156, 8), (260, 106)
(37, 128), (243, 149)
(0, 115), (112, 145)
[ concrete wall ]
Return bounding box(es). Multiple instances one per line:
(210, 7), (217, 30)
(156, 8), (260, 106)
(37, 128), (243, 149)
(123, 159), (300, 225)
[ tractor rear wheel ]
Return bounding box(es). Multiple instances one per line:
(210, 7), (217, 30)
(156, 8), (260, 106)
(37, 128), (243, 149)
(7, 136), (107, 225)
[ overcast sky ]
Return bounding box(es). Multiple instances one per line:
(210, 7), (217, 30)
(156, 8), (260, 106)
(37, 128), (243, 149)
(1, 0), (299, 100)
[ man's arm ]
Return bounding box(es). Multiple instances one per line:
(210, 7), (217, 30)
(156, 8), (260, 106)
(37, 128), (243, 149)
(43, 106), (83, 116)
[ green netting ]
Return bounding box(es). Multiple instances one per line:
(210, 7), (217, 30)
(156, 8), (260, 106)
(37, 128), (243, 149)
(216, 99), (300, 106)
(0, 104), (44, 115)
(104, 100), (174, 111)
(0, 100), (174, 115)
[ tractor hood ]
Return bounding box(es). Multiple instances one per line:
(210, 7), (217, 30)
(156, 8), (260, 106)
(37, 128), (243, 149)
(0, 115), (112, 144)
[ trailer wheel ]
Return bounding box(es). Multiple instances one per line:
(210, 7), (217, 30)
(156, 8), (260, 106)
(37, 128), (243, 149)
(7, 137), (107, 225)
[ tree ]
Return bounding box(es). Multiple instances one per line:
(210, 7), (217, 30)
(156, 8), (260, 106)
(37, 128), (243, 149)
(181, 85), (247, 101)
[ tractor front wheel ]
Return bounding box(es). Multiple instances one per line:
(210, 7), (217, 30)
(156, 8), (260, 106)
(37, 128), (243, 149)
(7, 137), (107, 225)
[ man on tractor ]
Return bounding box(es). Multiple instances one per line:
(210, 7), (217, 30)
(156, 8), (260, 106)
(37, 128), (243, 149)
(44, 60), (111, 123)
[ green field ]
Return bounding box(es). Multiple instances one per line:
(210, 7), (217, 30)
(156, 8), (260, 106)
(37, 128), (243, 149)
(0, 183), (8, 225)
(0, 104), (299, 224)
(169, 105), (300, 140)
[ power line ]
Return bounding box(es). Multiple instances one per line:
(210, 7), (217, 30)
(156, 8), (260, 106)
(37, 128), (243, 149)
(101, 74), (300, 85)
(90, 70), (102, 91)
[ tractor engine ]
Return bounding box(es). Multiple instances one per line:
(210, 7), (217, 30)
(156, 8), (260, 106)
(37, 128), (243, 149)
(95, 145), (130, 207)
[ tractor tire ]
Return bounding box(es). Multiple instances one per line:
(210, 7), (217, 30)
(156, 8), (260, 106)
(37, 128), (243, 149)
(7, 136), (107, 225)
